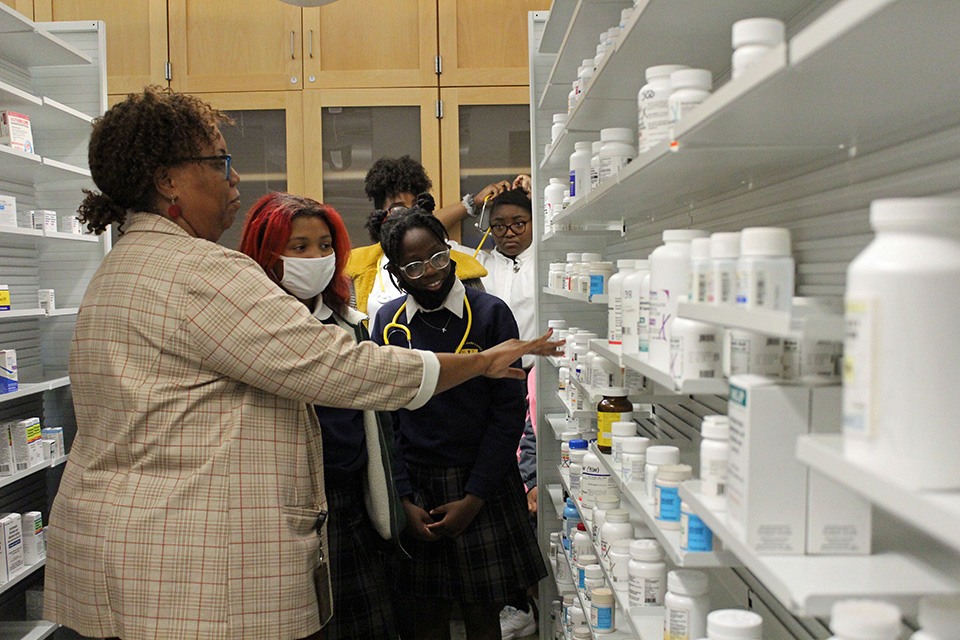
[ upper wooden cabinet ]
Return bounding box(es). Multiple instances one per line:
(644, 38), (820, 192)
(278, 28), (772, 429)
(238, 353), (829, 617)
(168, 0), (304, 93)
(437, 0), (550, 86)
(301, 0), (438, 88)
(34, 0), (168, 94)
(1, 0), (33, 18)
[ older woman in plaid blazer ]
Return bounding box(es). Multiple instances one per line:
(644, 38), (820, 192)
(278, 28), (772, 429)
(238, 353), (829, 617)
(43, 87), (559, 640)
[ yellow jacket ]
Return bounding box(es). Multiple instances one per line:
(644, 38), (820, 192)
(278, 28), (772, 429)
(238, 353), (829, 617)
(346, 243), (488, 315)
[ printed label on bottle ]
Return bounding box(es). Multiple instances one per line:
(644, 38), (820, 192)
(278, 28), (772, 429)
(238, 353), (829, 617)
(657, 486), (681, 522)
(638, 299), (649, 352)
(681, 511), (713, 552)
(701, 457), (726, 496)
(569, 170), (577, 197)
(591, 605), (613, 630)
(755, 270), (766, 307)
(629, 575), (663, 606)
(843, 297), (876, 437)
(599, 155), (627, 182)
(597, 411), (631, 448)
(735, 270), (748, 305)
(666, 605), (691, 640)
(622, 453), (646, 484)
(590, 274), (605, 295)
(642, 98), (671, 150)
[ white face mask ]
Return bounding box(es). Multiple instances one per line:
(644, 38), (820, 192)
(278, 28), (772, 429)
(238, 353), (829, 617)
(280, 253), (336, 300)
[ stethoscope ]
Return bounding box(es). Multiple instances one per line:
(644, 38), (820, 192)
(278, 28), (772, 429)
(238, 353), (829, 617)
(383, 295), (473, 354)
(472, 193), (495, 258)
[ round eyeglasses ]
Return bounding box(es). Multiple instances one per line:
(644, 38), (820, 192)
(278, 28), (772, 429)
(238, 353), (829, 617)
(489, 220), (529, 237)
(399, 249), (451, 279)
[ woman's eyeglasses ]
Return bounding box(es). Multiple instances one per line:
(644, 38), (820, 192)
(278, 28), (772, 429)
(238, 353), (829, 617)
(181, 154), (232, 180)
(490, 220), (529, 237)
(399, 249), (451, 279)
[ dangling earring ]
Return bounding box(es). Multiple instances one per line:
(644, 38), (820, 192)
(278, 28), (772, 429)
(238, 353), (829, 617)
(167, 195), (182, 219)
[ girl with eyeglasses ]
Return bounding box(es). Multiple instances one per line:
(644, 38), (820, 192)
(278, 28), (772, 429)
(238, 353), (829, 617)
(370, 207), (546, 640)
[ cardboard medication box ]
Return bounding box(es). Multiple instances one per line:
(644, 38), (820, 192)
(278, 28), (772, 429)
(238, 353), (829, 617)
(11, 418), (43, 471)
(0, 350), (16, 394)
(41, 427), (64, 457)
(37, 289), (54, 313)
(57, 214), (81, 234)
(0, 513), (24, 581)
(0, 111), (33, 154)
(30, 210), (57, 233)
(21, 511), (44, 565)
(0, 285), (9, 311)
(16, 209), (32, 229)
(0, 194), (15, 227)
(0, 425), (12, 477)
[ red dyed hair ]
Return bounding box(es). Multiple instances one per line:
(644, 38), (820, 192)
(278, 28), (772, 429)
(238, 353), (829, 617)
(239, 192), (352, 316)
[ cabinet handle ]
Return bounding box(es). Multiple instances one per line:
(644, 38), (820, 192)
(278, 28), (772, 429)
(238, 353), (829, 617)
(309, 30), (314, 58)
(290, 31), (296, 59)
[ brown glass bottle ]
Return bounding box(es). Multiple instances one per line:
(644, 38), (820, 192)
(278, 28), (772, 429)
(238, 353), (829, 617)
(596, 388), (632, 454)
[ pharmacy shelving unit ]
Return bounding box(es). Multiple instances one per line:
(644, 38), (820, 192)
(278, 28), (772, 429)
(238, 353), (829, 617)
(530, 1), (960, 638)
(0, 5), (107, 634)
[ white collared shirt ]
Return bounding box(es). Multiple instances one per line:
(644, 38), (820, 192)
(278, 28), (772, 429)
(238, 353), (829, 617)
(366, 253), (405, 322)
(404, 276), (466, 322)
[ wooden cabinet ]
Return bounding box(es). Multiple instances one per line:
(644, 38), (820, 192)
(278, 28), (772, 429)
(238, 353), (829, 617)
(301, 0), (438, 89)
(438, 0), (550, 86)
(0, 0), (32, 19)
(168, 0), (304, 93)
(34, 0), (168, 94)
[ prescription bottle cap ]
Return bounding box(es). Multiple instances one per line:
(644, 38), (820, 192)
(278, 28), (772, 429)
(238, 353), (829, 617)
(663, 229), (709, 243)
(592, 587), (614, 605)
(646, 445), (680, 465)
(560, 431), (578, 442)
(829, 599), (901, 639)
(634, 259), (650, 270)
(603, 387), (629, 397)
(630, 539), (663, 561)
(611, 538), (632, 553)
(553, 113), (568, 124)
(600, 127), (634, 143)
(870, 198), (960, 233)
(605, 509), (630, 523)
(576, 522), (586, 531)
(548, 320), (568, 329)
(707, 609), (764, 638)
(670, 68), (712, 91)
(740, 227), (791, 256)
(616, 259), (636, 269)
(732, 18), (785, 49)
(710, 232), (741, 258)
(690, 237), (711, 260)
(585, 564), (603, 579)
(581, 252), (602, 262)
(611, 421), (636, 437)
(573, 626), (592, 640)
(645, 64), (689, 82)
(623, 436), (650, 453)
(702, 420), (730, 440)
(592, 141), (604, 154)
(577, 554), (597, 568)
(918, 596), (960, 634)
(566, 252), (582, 262)
(569, 439), (589, 450)
(596, 495), (620, 509)
(657, 463), (692, 482)
(574, 141), (593, 152)
(667, 569), (709, 596)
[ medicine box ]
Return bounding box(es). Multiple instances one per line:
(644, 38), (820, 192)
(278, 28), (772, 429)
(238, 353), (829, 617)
(0, 285), (9, 311)
(727, 375), (809, 554)
(0, 349), (17, 394)
(0, 513), (24, 580)
(16, 209), (32, 229)
(57, 214), (81, 234)
(0, 111), (33, 154)
(0, 424), (12, 477)
(37, 289), (55, 313)
(30, 210), (57, 233)
(11, 418), (43, 471)
(21, 511), (44, 565)
(806, 386), (872, 555)
(41, 427), (64, 457)
(0, 194), (15, 227)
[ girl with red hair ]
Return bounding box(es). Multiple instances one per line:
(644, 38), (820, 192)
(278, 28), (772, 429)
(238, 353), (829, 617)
(240, 193), (404, 639)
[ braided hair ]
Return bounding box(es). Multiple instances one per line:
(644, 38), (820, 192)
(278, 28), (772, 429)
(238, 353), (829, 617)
(363, 191), (436, 243)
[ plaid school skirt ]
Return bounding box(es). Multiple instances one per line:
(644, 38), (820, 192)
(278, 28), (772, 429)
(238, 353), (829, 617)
(394, 461), (547, 604)
(324, 479), (398, 640)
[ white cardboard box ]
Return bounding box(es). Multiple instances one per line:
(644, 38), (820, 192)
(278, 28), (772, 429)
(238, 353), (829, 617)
(0, 111), (33, 154)
(21, 511), (44, 565)
(30, 210), (57, 233)
(0, 424), (13, 477)
(11, 418), (43, 471)
(41, 427), (64, 457)
(0, 349), (17, 394)
(15, 209), (32, 229)
(727, 375), (809, 554)
(0, 513), (24, 580)
(57, 214), (81, 234)
(806, 385), (872, 554)
(0, 194), (15, 227)
(37, 289), (54, 313)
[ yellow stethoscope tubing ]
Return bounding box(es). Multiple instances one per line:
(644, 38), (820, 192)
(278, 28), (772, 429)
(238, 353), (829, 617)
(472, 193), (496, 258)
(383, 295), (473, 354)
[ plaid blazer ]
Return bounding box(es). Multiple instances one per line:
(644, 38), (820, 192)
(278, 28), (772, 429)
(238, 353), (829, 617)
(45, 213), (427, 640)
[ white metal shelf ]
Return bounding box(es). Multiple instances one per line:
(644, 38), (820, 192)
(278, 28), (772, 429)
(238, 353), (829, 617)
(543, 286), (608, 304)
(0, 376), (70, 406)
(591, 442), (736, 569)
(557, 545), (638, 639)
(46, 307), (79, 317)
(0, 621), (59, 640)
(678, 480), (960, 616)
(27, 96), (94, 131)
(0, 560), (45, 598)
(677, 300), (844, 341)
(548, 413), (578, 440)
(621, 353), (727, 396)
(556, 391), (595, 420)
(0, 454), (67, 493)
(0, 4), (91, 68)
(43, 230), (97, 242)
(538, 0), (579, 55)
(0, 310), (43, 320)
(0, 146), (90, 184)
(0, 80), (42, 110)
(548, 483), (565, 520)
(797, 434), (960, 555)
(0, 226), (42, 241)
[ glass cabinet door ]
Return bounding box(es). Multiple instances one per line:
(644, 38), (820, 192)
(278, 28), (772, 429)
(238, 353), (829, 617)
(304, 89), (440, 249)
(440, 88), (531, 246)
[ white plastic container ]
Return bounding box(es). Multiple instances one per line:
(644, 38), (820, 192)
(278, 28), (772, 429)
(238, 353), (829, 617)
(592, 355), (623, 390)
(586, 261), (615, 297)
(577, 554), (598, 591)
(598, 127), (635, 184)
(591, 587), (616, 634)
(568, 81), (578, 113)
(576, 59), (594, 98)
(619, 6), (632, 32)
(911, 596), (960, 640)
(590, 140), (603, 191)
(569, 142), (593, 201)
(621, 436), (649, 490)
(572, 523), (592, 564)
(664, 570), (710, 640)
(699, 415), (730, 500)
(654, 463), (692, 529)
(732, 18), (785, 80)
(645, 445), (680, 504)
(584, 564), (604, 602)
(581, 449), (614, 509)
(843, 198), (960, 489)
(564, 252), (582, 291)
(610, 421), (636, 465)
(723, 329), (781, 377)
(706, 609), (763, 639)
(649, 230), (709, 371)
(670, 317), (721, 384)
(560, 429), (577, 468)
(544, 178), (566, 232)
(668, 69), (712, 125)
(688, 237), (711, 303)
(608, 538), (633, 591)
(551, 112), (568, 145)
(592, 494), (620, 542)
(828, 600), (901, 640)
(708, 232), (740, 305)
(637, 267), (652, 356)
(628, 539), (666, 609)
(599, 509), (633, 562)
(680, 500), (714, 552)
(638, 64), (688, 153)
(594, 43), (605, 72)
(620, 259), (650, 355)
(736, 227), (794, 311)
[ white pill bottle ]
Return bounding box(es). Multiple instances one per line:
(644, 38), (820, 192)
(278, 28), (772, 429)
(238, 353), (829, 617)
(827, 599), (901, 640)
(911, 596), (960, 640)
